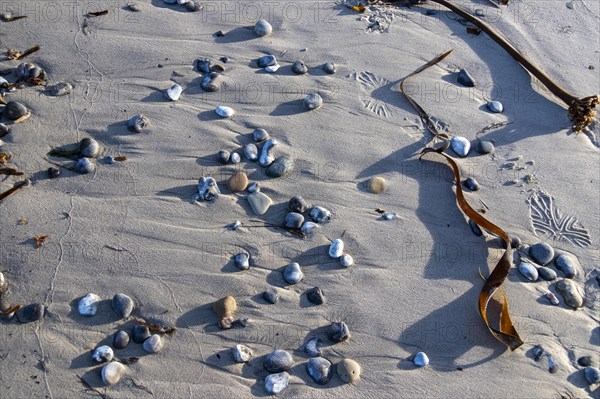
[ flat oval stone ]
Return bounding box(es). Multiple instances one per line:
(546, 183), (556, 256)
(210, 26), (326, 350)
(289, 196), (310, 213)
(101, 362), (125, 386)
(555, 254), (576, 278)
(78, 293), (101, 316)
(132, 324), (151, 344)
(578, 356), (593, 367)
(329, 239), (344, 259)
(310, 206), (332, 223)
(217, 150), (230, 164)
(306, 287), (326, 305)
(266, 157), (294, 178)
(233, 344), (252, 362)
(413, 352), (429, 367)
(529, 242), (554, 265)
(234, 253), (250, 270)
(538, 266), (557, 281)
(476, 140), (495, 154)
(265, 64), (280, 73)
(263, 289), (279, 304)
(4, 101), (29, 120)
(304, 93), (323, 110)
(368, 176), (387, 194)
(457, 69), (475, 87)
(50, 82), (73, 96)
(487, 100), (503, 113)
(143, 334), (163, 353)
(165, 83), (182, 101)
(307, 357), (333, 385)
(248, 191), (272, 215)
(292, 60), (308, 74)
(16, 303), (44, 323)
(463, 177), (479, 191)
(518, 262), (538, 281)
(254, 19), (272, 36)
(92, 345), (114, 363)
(243, 143), (258, 161)
(584, 367), (600, 385)
(556, 279), (583, 309)
(340, 254), (354, 267)
(283, 262), (303, 284)
(450, 136), (471, 157)
(305, 337), (322, 357)
(301, 222), (319, 235)
(112, 293), (135, 318)
(113, 330), (130, 349)
(264, 350), (293, 373)
(228, 171), (248, 192)
(284, 212), (304, 229)
(338, 358), (361, 383)
(329, 322), (350, 343)
(215, 105), (234, 118)
(323, 62), (336, 74)
(265, 372), (289, 394)
(257, 55), (277, 68)
(253, 128), (269, 142)
(230, 153), (241, 164)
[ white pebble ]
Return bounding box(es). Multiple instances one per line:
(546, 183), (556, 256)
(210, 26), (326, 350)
(215, 105), (234, 118)
(413, 352), (429, 367)
(78, 293), (101, 316)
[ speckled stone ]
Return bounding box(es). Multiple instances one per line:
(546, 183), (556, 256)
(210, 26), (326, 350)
(368, 176), (387, 194)
(529, 242), (555, 265)
(476, 140), (495, 154)
(266, 157), (294, 178)
(555, 254), (576, 278)
(337, 359), (361, 383)
(264, 350), (293, 373)
(142, 334), (163, 353)
(292, 60), (308, 74)
(112, 293), (135, 318)
(254, 19), (272, 37)
(306, 287), (326, 305)
(307, 357), (333, 385)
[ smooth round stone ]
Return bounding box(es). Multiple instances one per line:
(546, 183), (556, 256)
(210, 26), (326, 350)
(304, 93), (323, 110)
(487, 101), (503, 113)
(234, 253), (250, 270)
(283, 262), (303, 284)
(469, 219), (483, 236)
(538, 266), (557, 281)
(413, 352), (429, 367)
(215, 105), (234, 118)
(578, 356), (593, 367)
(243, 144), (258, 161)
(555, 254), (576, 278)
(323, 62), (336, 74)
(165, 83), (182, 101)
(0, 272), (7, 295)
(247, 182), (259, 193)
(104, 155), (114, 165)
(248, 191), (273, 215)
(529, 242), (555, 265)
(338, 359), (361, 383)
(463, 177), (479, 191)
(310, 206), (332, 223)
(284, 212), (304, 229)
(213, 296), (237, 329)
(289, 196), (310, 213)
(305, 337), (322, 357)
(306, 287), (325, 305)
(266, 157), (294, 178)
(127, 114), (149, 133)
(518, 262), (538, 281)
(457, 68), (475, 87)
(254, 19), (272, 36)
(75, 158), (95, 174)
(80, 138), (100, 158)
(264, 350), (293, 373)
(185, 1), (200, 11)
(301, 222), (319, 235)
(113, 330), (130, 349)
(329, 322), (350, 343)
(368, 176), (387, 194)
(112, 293), (135, 318)
(265, 372), (289, 394)
(265, 64), (280, 73)
(584, 367), (600, 385)
(143, 334), (163, 353)
(78, 293), (101, 316)
(4, 102), (29, 120)
(263, 289), (279, 304)
(232, 344), (252, 362)
(16, 303), (44, 323)
(340, 254), (354, 267)
(217, 150), (230, 164)
(228, 171), (248, 192)
(450, 136), (471, 157)
(329, 239), (344, 259)
(556, 279), (583, 309)
(257, 55), (277, 68)
(476, 140), (495, 154)
(132, 324), (151, 344)
(307, 357), (333, 385)
(230, 152), (241, 164)
(92, 345), (114, 363)
(253, 128), (269, 142)
(101, 362), (125, 386)
(292, 60), (308, 74)
(50, 82), (73, 96)
(127, 3), (141, 11)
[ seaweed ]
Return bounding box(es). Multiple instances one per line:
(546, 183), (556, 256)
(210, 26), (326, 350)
(0, 168), (24, 176)
(0, 180), (29, 202)
(86, 10), (109, 17)
(0, 304), (21, 316)
(0, 153), (11, 164)
(34, 235), (49, 248)
(76, 374), (109, 399)
(7, 45), (40, 61)
(134, 318), (176, 336)
(0, 14), (27, 22)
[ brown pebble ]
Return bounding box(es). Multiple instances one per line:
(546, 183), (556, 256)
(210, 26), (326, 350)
(337, 358), (361, 383)
(213, 296), (237, 329)
(228, 172), (248, 192)
(368, 176), (387, 194)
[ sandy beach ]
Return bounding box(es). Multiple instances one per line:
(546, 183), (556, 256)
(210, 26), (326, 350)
(0, 0), (599, 398)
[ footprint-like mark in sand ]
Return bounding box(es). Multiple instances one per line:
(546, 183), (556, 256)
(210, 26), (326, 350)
(528, 189), (592, 247)
(356, 71), (393, 118)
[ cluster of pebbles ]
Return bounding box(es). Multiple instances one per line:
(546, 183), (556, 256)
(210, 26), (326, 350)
(532, 344), (599, 387)
(0, 272), (45, 323)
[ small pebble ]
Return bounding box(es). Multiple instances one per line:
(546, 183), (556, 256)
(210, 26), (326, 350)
(548, 354), (559, 374)
(253, 128), (269, 142)
(197, 176), (220, 201)
(78, 293), (101, 316)
(578, 356), (593, 367)
(113, 330), (130, 349)
(219, 56), (229, 63)
(323, 62), (336, 74)
(247, 182), (259, 193)
(265, 372), (289, 394)
(230, 153), (241, 165)
(533, 345), (545, 361)
(450, 136), (471, 157)
(254, 19), (272, 37)
(584, 367), (600, 385)
(143, 334), (163, 353)
(340, 254), (354, 267)
(306, 287), (326, 305)
(263, 289), (279, 304)
(92, 346), (114, 363)
(413, 352), (429, 367)
(305, 337), (322, 357)
(0, 272), (7, 295)
(101, 362), (125, 386)
(49, 82), (73, 96)
(243, 143), (258, 161)
(265, 64), (280, 73)
(257, 55), (277, 68)
(469, 219), (483, 236)
(112, 293), (135, 318)
(511, 236), (522, 249)
(127, 114), (149, 133)
(214, 30), (225, 37)
(266, 156), (294, 178)
(228, 171), (248, 192)
(185, 1), (200, 11)
(247, 191), (273, 215)
(232, 344), (252, 363)
(383, 213), (397, 220)
(518, 262), (538, 281)
(234, 253), (250, 270)
(213, 296), (237, 329)
(165, 83), (182, 101)
(368, 176), (387, 194)
(79, 137), (100, 158)
(16, 303), (44, 323)
(264, 350), (293, 373)
(457, 68), (475, 87)
(307, 357), (333, 385)
(284, 212), (304, 229)
(337, 359), (361, 383)
(127, 2), (140, 11)
(545, 292), (559, 306)
(476, 140), (495, 154)
(259, 138), (278, 166)
(301, 222), (319, 235)
(292, 60), (308, 74)
(289, 196), (310, 213)
(556, 279), (583, 309)
(329, 322), (350, 343)
(555, 254), (576, 278)
(463, 177), (480, 191)
(132, 324), (151, 344)
(329, 239), (344, 259)
(487, 101), (503, 113)
(538, 266), (557, 281)
(475, 8), (484, 17)
(283, 262), (303, 284)
(529, 242), (555, 265)
(310, 206), (332, 223)
(303, 93), (323, 110)
(201, 72), (222, 92)
(4, 101), (30, 120)
(215, 105), (234, 118)
(218, 150), (230, 164)
(196, 59), (211, 74)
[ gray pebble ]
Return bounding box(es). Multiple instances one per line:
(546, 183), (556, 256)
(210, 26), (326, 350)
(487, 100), (503, 113)
(307, 357), (333, 385)
(306, 287), (325, 305)
(253, 128), (269, 142)
(257, 55), (276, 68)
(92, 346), (114, 363)
(457, 68), (475, 87)
(127, 3), (141, 11)
(127, 114), (149, 133)
(49, 82), (73, 96)
(265, 372), (289, 394)
(283, 262), (303, 284)
(196, 59), (211, 74)
(538, 266), (557, 281)
(529, 242), (555, 265)
(340, 254), (354, 267)
(266, 157), (294, 178)
(230, 153), (241, 164)
(463, 177), (480, 191)
(234, 253), (250, 270)
(323, 62), (336, 74)
(556, 279), (583, 309)
(292, 60), (308, 74)
(112, 293), (135, 318)
(143, 334), (163, 353)
(469, 219), (483, 236)
(4, 101), (29, 120)
(328, 322), (350, 343)
(254, 19), (272, 37)
(232, 344), (252, 362)
(303, 93), (323, 110)
(263, 289), (279, 304)
(104, 156), (114, 165)
(413, 352), (429, 367)
(555, 254), (576, 278)
(284, 212), (304, 229)
(113, 330), (130, 349)
(310, 206), (331, 223)
(247, 182), (259, 193)
(74, 158), (95, 174)
(584, 367), (600, 385)
(185, 1), (200, 11)
(475, 8), (484, 17)
(201, 72), (222, 92)
(132, 324), (151, 343)
(218, 150), (230, 164)
(305, 337), (323, 357)
(16, 303), (44, 323)
(476, 140), (495, 154)
(511, 236), (522, 249)
(47, 167), (60, 179)
(264, 350), (293, 373)
(518, 262), (538, 281)
(450, 136), (470, 157)
(533, 345), (545, 361)
(289, 196), (310, 213)
(578, 356), (593, 367)
(243, 143), (258, 161)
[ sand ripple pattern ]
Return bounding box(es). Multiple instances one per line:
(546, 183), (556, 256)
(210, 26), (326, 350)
(357, 71), (391, 118)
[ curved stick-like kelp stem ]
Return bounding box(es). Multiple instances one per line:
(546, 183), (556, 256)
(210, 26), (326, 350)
(420, 148), (524, 350)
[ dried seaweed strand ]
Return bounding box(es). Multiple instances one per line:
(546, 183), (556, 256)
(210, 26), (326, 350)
(420, 148), (523, 350)
(76, 374), (109, 399)
(135, 318), (176, 336)
(0, 180), (28, 201)
(16, 45), (40, 60)
(1, 15), (27, 22)
(247, 220), (306, 239)
(86, 10), (109, 17)
(0, 168), (24, 176)
(0, 304), (21, 316)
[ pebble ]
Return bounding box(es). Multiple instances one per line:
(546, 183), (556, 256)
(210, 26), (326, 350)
(196, 59), (211, 74)
(165, 83), (182, 101)
(218, 150), (230, 164)
(0, 272), (7, 295)
(289, 196), (310, 213)
(304, 93), (323, 110)
(231, 153), (241, 164)
(584, 367), (600, 385)
(578, 356), (593, 367)
(545, 292), (559, 306)
(263, 289), (279, 304)
(329, 239), (344, 259)
(247, 182), (259, 193)
(337, 359), (361, 383)
(92, 345), (114, 363)
(232, 344), (252, 362)
(253, 128), (269, 142)
(4, 102), (30, 120)
(234, 253), (250, 270)
(457, 68), (475, 87)
(243, 143), (258, 161)
(383, 212), (397, 220)
(112, 293), (135, 318)
(548, 354), (559, 373)
(284, 212), (304, 229)
(307, 357), (333, 385)
(266, 156), (294, 178)
(310, 206), (332, 223)
(265, 372), (289, 394)
(257, 55), (277, 68)
(213, 296), (236, 329)
(185, 1), (201, 11)
(368, 176), (387, 194)
(555, 254), (576, 278)
(215, 105), (234, 118)
(469, 219), (483, 236)
(197, 176), (220, 201)
(413, 352), (429, 367)
(292, 60), (308, 74)
(132, 324), (151, 344)
(463, 177), (480, 191)
(301, 222), (319, 235)
(113, 330), (130, 349)
(127, 3), (141, 11)
(533, 345), (545, 361)
(556, 279), (583, 309)
(450, 136), (471, 157)
(283, 262), (303, 284)
(264, 350), (293, 373)
(101, 362), (125, 386)
(49, 82), (73, 96)
(518, 262), (538, 281)
(201, 72), (222, 92)
(79, 137), (100, 158)
(476, 140), (495, 154)
(306, 287), (326, 305)
(323, 62), (336, 74)
(143, 334), (163, 353)
(127, 114), (149, 133)
(78, 293), (101, 316)
(329, 322), (350, 343)
(220, 56), (229, 63)
(265, 64), (280, 73)
(247, 191), (273, 215)
(340, 254), (354, 267)
(228, 171), (248, 192)
(259, 138), (278, 166)
(529, 243), (554, 265)
(487, 101), (503, 113)
(538, 266), (557, 281)
(305, 337), (322, 357)
(16, 303), (44, 322)
(254, 19), (272, 37)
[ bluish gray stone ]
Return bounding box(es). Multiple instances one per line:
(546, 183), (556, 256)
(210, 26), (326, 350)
(264, 350), (293, 373)
(307, 357), (333, 384)
(529, 243), (554, 265)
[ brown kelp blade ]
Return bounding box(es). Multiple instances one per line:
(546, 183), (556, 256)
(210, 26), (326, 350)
(0, 168), (24, 176)
(420, 148), (523, 350)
